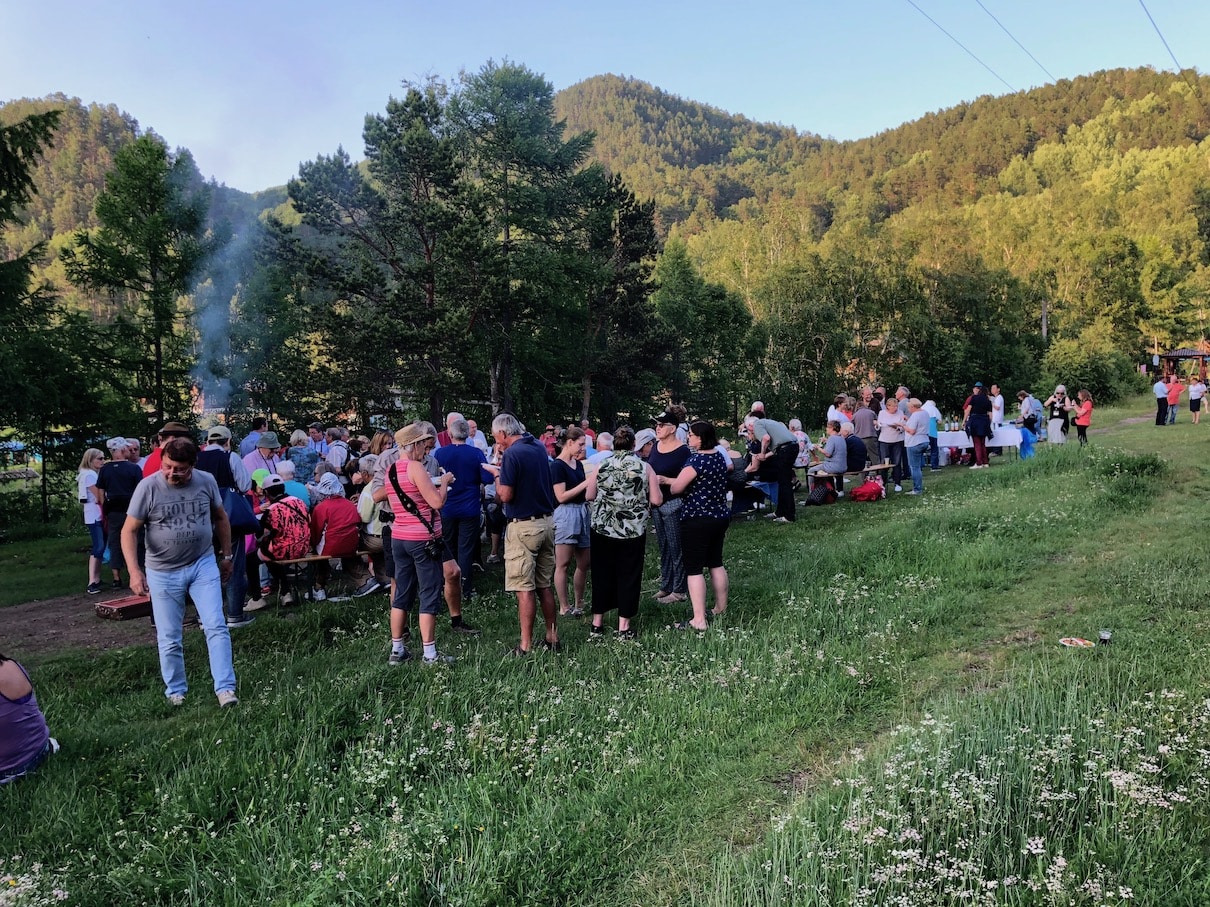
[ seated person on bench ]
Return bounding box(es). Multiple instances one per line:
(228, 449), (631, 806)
(840, 423), (867, 474)
(310, 472), (372, 600)
(807, 421), (848, 490)
(257, 474), (311, 604)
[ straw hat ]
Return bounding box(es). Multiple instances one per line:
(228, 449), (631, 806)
(394, 423), (435, 449)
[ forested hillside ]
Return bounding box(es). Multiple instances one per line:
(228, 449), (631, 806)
(554, 67), (1210, 417)
(0, 96), (282, 316)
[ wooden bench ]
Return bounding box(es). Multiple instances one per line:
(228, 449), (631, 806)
(272, 550), (372, 566)
(269, 551), (374, 604)
(806, 463), (894, 493)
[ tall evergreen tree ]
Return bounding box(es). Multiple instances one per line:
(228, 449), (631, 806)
(62, 134), (219, 423)
(450, 60), (595, 414)
(1, 109), (135, 521)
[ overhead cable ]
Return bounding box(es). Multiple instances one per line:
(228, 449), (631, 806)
(974, 0), (1056, 83)
(1136, 0), (1199, 95)
(903, 0), (1016, 93)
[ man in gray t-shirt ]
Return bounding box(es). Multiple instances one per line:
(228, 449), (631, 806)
(123, 437), (238, 709)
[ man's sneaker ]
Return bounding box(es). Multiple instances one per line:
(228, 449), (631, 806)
(485, 554), (502, 565)
(280, 592), (295, 606)
(353, 578), (383, 598)
(226, 614), (255, 628)
(244, 596), (269, 612)
(388, 648), (410, 666)
(87, 582), (102, 595)
(167, 693), (185, 706)
(772, 516), (791, 523)
(894, 484), (903, 492)
(399, 627), (411, 643)
(111, 579), (124, 590)
(311, 588), (327, 602)
(423, 653), (456, 666)
(451, 620), (481, 635)
(261, 585), (273, 597)
(216, 690), (238, 708)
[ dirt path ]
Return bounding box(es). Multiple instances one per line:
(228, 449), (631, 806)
(2, 590), (157, 663)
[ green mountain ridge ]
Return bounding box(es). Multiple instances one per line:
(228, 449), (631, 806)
(553, 67), (1210, 234)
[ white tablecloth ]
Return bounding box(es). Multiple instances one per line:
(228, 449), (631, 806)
(937, 426), (1022, 449)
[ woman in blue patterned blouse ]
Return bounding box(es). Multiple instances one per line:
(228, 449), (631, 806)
(668, 421), (733, 631)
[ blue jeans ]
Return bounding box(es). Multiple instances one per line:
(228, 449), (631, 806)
(87, 521), (106, 558)
(651, 497), (687, 594)
(146, 554), (236, 698)
(223, 537), (248, 619)
(1167, 402), (1177, 424)
(906, 444), (927, 493)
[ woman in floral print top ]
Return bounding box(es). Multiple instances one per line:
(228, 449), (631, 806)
(586, 426), (662, 639)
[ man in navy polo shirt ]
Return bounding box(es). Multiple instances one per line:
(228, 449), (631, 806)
(492, 412), (559, 656)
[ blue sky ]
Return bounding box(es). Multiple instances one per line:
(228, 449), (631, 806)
(2, 0), (1206, 193)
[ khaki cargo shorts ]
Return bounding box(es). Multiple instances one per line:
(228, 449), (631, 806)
(504, 515), (555, 592)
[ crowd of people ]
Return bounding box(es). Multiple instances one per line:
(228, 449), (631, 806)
(63, 367), (1191, 724)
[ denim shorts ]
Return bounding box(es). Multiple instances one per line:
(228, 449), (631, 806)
(553, 502), (591, 548)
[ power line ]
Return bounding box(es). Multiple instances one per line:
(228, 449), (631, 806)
(904, 0), (1016, 93)
(973, 0), (1056, 83)
(1137, 0), (1199, 94)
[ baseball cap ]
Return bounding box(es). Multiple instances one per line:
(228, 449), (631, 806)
(634, 428), (657, 449)
(261, 474), (285, 491)
(652, 411), (679, 425)
(207, 425), (232, 442)
(105, 437), (126, 451)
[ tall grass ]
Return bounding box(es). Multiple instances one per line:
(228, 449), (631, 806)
(4, 405), (1209, 906)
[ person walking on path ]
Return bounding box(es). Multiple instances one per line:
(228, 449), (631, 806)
(122, 437), (239, 708)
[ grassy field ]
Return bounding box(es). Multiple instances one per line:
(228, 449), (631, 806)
(4, 396), (1210, 906)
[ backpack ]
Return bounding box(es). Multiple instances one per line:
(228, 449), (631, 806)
(849, 480), (884, 502)
(805, 482), (838, 506)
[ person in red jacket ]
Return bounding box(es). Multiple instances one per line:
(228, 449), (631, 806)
(309, 473), (371, 600)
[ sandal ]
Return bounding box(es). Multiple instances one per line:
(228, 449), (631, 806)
(674, 621), (709, 632)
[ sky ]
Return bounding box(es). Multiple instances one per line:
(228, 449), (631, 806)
(2, 0), (1207, 193)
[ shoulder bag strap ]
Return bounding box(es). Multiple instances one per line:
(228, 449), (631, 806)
(388, 462), (437, 539)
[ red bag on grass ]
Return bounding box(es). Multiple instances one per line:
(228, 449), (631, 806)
(849, 480), (884, 502)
